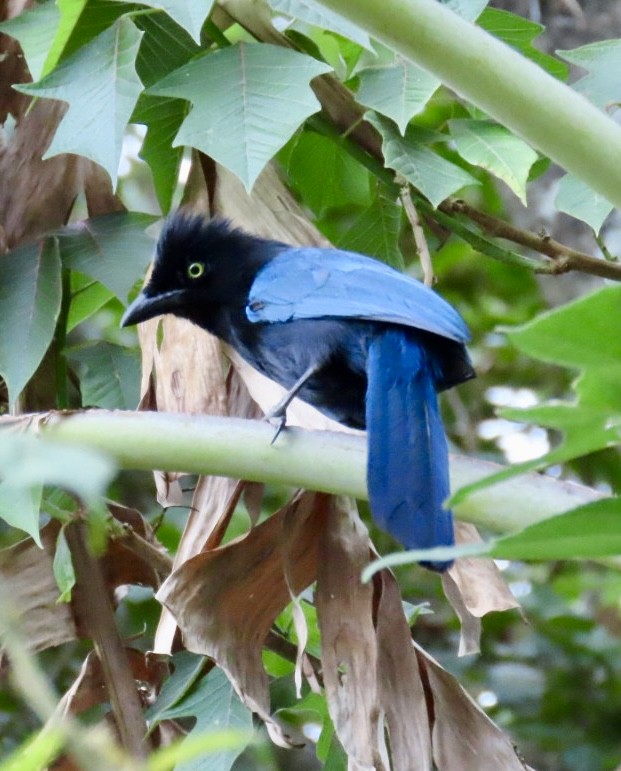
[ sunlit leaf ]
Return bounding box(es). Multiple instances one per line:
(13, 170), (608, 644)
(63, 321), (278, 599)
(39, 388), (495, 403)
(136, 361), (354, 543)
(366, 112), (478, 206)
(281, 129), (372, 215)
(67, 273), (115, 332)
(478, 8), (568, 80)
(16, 19), (144, 186)
(449, 119), (538, 204)
(0, 240), (62, 410)
(148, 43), (332, 190)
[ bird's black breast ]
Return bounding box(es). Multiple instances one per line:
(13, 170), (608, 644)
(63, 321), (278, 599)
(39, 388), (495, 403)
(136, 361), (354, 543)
(228, 313), (373, 429)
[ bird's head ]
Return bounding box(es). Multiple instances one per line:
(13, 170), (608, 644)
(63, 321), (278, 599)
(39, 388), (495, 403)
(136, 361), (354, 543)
(121, 213), (275, 330)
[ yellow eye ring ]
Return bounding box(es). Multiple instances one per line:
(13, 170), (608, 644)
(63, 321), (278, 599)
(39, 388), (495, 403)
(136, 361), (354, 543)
(187, 262), (205, 279)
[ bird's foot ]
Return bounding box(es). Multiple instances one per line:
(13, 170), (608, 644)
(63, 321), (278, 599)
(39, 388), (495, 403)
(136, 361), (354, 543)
(264, 404), (288, 445)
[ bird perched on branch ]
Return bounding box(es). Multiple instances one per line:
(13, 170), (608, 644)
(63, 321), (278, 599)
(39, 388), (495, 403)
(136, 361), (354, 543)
(122, 213), (474, 570)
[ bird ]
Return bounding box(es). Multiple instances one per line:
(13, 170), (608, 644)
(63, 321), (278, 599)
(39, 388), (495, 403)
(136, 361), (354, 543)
(121, 213), (475, 570)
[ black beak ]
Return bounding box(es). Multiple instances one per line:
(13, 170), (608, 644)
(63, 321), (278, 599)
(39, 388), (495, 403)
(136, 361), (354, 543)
(121, 289), (185, 327)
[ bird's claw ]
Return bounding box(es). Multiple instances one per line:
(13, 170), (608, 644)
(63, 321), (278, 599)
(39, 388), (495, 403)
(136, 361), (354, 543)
(264, 406), (287, 445)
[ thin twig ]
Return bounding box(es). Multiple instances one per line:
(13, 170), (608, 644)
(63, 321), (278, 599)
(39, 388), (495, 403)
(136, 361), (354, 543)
(442, 199), (621, 281)
(398, 177), (434, 286)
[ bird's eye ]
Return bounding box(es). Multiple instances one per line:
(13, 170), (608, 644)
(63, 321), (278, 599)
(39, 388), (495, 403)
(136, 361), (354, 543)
(187, 262), (205, 279)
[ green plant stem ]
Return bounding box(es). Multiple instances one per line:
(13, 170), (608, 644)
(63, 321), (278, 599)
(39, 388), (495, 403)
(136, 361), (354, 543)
(7, 409), (604, 537)
(316, 0), (621, 209)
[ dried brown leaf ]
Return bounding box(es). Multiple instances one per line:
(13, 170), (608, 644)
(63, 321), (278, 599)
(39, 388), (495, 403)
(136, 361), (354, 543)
(414, 643), (529, 771)
(443, 522), (520, 655)
(374, 569), (432, 771)
(315, 498), (386, 771)
(156, 491), (329, 733)
(0, 520), (77, 652)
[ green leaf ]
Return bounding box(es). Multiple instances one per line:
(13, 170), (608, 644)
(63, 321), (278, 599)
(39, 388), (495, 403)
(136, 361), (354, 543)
(335, 187), (404, 268)
(16, 19), (144, 187)
(0, 728), (65, 771)
(67, 273), (115, 332)
(0, 2), (61, 81)
(0, 434), (116, 512)
(268, 0), (372, 50)
(282, 129), (372, 215)
(146, 651), (207, 727)
(366, 111), (478, 206)
(449, 119), (538, 204)
(508, 285), (621, 368)
(0, 482), (42, 546)
(68, 342), (141, 410)
(452, 286), (621, 504)
(147, 666), (253, 771)
(478, 8), (568, 80)
(132, 12), (201, 211)
(558, 40), (621, 110)
(0, 239), (62, 410)
(555, 174), (613, 233)
(357, 57), (440, 134)
(58, 212), (158, 301)
(127, 0), (216, 43)
(148, 43), (332, 190)
(492, 498), (621, 560)
(53, 527), (76, 602)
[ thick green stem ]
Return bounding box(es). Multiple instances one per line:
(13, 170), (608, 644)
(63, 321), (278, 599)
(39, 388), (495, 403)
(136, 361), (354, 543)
(21, 410), (604, 536)
(316, 0), (621, 209)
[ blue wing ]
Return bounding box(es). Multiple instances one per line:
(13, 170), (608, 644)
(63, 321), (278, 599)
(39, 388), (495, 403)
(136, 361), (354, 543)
(247, 247), (469, 343)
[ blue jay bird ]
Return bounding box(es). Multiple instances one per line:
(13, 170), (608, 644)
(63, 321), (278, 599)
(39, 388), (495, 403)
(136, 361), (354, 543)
(122, 214), (474, 570)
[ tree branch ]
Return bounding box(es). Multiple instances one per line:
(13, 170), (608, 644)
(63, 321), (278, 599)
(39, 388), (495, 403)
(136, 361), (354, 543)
(2, 410), (606, 539)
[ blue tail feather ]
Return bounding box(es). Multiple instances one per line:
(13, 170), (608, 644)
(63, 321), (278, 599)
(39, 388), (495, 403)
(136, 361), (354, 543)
(366, 329), (454, 571)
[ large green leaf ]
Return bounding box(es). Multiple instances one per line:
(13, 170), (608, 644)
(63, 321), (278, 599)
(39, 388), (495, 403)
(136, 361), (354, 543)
(67, 273), (115, 332)
(0, 2), (61, 81)
(452, 285), (621, 504)
(449, 119), (538, 204)
(357, 57), (440, 134)
(493, 498), (621, 561)
(58, 212), (158, 301)
(268, 0), (372, 50)
(132, 12), (201, 211)
(15, 19), (144, 187)
(281, 129), (372, 215)
(147, 666), (253, 771)
(555, 174), (614, 233)
(148, 43), (332, 190)
(335, 187), (404, 269)
(558, 40), (621, 110)
(0, 240), (62, 410)
(366, 112), (478, 207)
(68, 342), (141, 410)
(478, 8), (568, 80)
